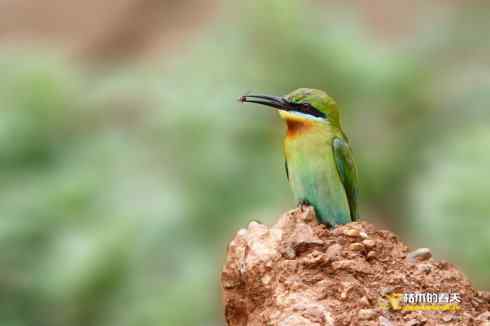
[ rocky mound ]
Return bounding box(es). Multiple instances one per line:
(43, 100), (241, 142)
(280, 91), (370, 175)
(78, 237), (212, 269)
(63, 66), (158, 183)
(221, 207), (490, 325)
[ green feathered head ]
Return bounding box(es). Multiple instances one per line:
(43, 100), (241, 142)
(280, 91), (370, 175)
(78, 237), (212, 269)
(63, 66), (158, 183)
(240, 88), (341, 127)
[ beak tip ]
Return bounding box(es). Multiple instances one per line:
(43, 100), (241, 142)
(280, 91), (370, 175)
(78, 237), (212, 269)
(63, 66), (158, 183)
(236, 93), (290, 111)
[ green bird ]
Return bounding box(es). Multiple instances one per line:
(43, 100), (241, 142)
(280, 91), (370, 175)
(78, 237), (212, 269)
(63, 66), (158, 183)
(240, 88), (358, 226)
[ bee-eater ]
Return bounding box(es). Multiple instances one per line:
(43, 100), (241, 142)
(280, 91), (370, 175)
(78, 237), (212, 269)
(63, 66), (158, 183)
(240, 88), (358, 226)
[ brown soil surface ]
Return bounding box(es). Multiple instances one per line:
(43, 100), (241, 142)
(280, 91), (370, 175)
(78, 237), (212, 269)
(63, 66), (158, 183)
(221, 207), (490, 325)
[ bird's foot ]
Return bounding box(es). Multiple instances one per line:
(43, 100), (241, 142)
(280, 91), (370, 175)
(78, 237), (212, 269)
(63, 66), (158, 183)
(297, 199), (311, 211)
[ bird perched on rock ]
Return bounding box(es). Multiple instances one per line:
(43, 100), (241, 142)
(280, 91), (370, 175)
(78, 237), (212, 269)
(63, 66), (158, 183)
(239, 88), (358, 226)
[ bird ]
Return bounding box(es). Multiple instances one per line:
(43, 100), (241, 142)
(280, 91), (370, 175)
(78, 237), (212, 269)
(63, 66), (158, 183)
(239, 88), (358, 226)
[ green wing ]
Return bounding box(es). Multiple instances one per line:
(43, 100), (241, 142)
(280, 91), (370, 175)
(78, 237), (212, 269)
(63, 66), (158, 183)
(332, 137), (359, 220)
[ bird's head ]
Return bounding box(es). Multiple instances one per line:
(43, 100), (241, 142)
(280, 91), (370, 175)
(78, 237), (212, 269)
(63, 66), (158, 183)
(239, 88), (340, 128)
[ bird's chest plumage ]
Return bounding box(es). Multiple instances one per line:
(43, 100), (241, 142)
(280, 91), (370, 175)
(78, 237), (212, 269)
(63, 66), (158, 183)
(283, 124), (350, 224)
(284, 130), (337, 194)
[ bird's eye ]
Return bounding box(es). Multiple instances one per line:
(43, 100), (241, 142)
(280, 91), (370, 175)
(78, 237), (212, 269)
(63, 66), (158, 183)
(302, 103), (315, 114)
(299, 103), (325, 118)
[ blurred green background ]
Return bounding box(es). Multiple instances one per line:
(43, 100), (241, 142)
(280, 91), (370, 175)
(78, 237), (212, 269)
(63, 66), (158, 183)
(0, 0), (489, 325)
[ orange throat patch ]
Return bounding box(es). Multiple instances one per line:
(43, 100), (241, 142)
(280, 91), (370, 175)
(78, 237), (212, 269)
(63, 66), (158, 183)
(286, 118), (313, 138)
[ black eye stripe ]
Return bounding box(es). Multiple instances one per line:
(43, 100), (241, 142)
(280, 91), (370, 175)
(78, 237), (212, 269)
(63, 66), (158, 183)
(296, 103), (326, 118)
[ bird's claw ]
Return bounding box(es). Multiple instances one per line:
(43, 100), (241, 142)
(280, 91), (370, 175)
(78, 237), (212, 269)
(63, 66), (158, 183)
(298, 199), (311, 211)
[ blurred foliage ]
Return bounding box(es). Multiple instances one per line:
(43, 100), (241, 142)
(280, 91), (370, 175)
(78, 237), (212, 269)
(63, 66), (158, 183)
(411, 127), (490, 286)
(0, 1), (489, 325)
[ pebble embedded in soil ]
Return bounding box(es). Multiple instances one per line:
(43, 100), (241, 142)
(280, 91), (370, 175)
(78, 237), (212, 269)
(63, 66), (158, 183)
(358, 308), (377, 320)
(379, 316), (394, 326)
(362, 239), (376, 248)
(416, 263), (432, 274)
(407, 248), (432, 263)
(367, 250), (376, 259)
(477, 311), (490, 321)
(380, 287), (394, 296)
(343, 228), (361, 237)
(325, 243), (342, 261)
(360, 296), (370, 306)
(349, 243), (364, 251)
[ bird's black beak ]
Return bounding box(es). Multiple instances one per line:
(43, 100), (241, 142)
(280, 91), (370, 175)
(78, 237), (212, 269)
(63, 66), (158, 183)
(238, 93), (293, 112)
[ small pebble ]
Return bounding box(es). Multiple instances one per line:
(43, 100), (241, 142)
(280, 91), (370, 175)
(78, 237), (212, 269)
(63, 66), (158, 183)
(285, 247), (296, 259)
(362, 239), (376, 248)
(349, 243), (364, 251)
(261, 274), (272, 285)
(380, 287), (394, 296)
(378, 316), (393, 326)
(249, 221), (261, 228)
(473, 297), (485, 305)
(359, 231), (368, 238)
(222, 279), (241, 289)
(367, 251), (377, 259)
(416, 263), (432, 274)
(325, 243), (343, 261)
(340, 288), (350, 300)
(478, 290), (490, 300)
(237, 228), (248, 236)
(407, 248), (432, 263)
(477, 311), (490, 321)
(343, 228), (361, 237)
(360, 296), (370, 307)
(358, 308), (377, 320)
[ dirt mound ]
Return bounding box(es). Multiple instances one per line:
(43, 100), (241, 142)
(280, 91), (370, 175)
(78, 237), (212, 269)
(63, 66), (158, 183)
(221, 207), (490, 325)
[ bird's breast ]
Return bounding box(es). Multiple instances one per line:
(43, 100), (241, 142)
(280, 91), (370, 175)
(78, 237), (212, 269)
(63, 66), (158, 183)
(283, 123), (337, 177)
